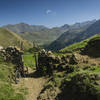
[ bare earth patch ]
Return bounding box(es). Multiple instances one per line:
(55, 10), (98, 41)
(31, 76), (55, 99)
(13, 68), (48, 100)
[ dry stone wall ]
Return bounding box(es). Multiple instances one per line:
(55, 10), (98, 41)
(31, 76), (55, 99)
(38, 49), (78, 75)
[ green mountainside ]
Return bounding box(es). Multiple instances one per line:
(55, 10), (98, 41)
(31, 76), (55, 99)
(3, 23), (67, 46)
(48, 20), (100, 51)
(3, 23), (48, 33)
(60, 34), (100, 52)
(0, 28), (32, 49)
(3, 20), (96, 46)
(37, 33), (100, 100)
(1, 27), (100, 100)
(19, 28), (66, 46)
(60, 34), (100, 56)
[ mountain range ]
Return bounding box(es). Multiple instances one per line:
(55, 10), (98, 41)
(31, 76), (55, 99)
(3, 23), (48, 33)
(48, 19), (100, 51)
(3, 20), (96, 46)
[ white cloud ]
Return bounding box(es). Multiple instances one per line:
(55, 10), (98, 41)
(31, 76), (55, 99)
(45, 9), (57, 16)
(46, 9), (52, 14)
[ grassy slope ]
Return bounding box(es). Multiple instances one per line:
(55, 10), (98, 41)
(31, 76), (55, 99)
(0, 28), (32, 49)
(38, 34), (100, 99)
(60, 34), (100, 52)
(47, 26), (90, 51)
(0, 55), (25, 99)
(44, 65), (100, 98)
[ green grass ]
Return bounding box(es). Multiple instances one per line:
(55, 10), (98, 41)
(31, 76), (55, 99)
(44, 64), (100, 90)
(23, 53), (37, 69)
(19, 88), (28, 95)
(60, 40), (88, 52)
(50, 34), (100, 88)
(60, 34), (100, 52)
(0, 56), (25, 100)
(91, 66), (100, 73)
(0, 84), (25, 100)
(0, 28), (32, 50)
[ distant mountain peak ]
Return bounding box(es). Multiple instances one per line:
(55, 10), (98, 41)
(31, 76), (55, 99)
(60, 19), (97, 30)
(3, 23), (48, 33)
(61, 24), (70, 30)
(48, 19), (100, 51)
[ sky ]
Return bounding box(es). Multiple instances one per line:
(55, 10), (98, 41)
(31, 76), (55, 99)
(0, 0), (100, 27)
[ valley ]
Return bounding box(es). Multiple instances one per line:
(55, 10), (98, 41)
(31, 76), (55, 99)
(3, 20), (96, 46)
(1, 17), (100, 100)
(0, 32), (100, 100)
(1, 0), (100, 100)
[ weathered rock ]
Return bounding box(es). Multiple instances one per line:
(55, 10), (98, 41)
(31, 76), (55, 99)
(37, 86), (60, 100)
(61, 54), (78, 65)
(68, 54), (78, 65)
(38, 50), (79, 75)
(95, 74), (100, 80)
(61, 55), (68, 63)
(57, 63), (66, 71)
(47, 51), (53, 55)
(38, 50), (62, 75)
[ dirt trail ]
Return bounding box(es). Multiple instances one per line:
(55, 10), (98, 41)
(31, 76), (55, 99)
(13, 68), (47, 100)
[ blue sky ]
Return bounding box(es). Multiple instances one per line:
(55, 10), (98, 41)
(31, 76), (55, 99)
(0, 0), (100, 27)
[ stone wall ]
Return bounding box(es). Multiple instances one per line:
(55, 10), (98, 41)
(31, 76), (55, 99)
(1, 46), (24, 76)
(38, 49), (78, 75)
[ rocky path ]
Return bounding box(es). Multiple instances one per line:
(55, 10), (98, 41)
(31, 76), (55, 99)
(13, 68), (47, 100)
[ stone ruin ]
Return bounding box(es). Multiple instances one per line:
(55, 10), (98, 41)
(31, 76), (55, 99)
(38, 49), (78, 75)
(1, 46), (25, 76)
